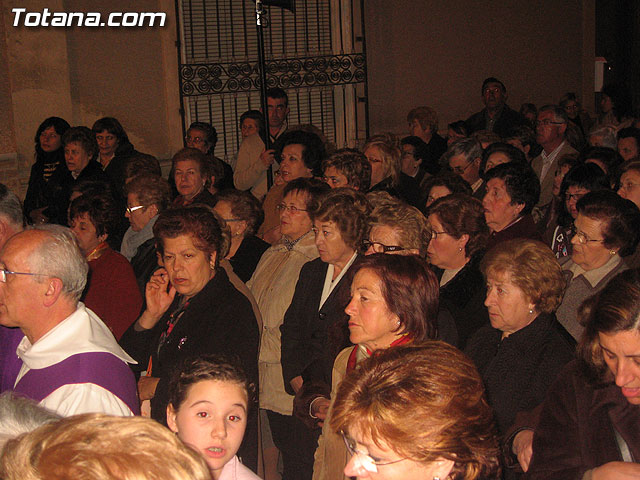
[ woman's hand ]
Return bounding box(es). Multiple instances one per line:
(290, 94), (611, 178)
(592, 462), (640, 479)
(138, 376), (160, 401)
(311, 397), (330, 427)
(512, 429), (534, 472)
(138, 268), (176, 329)
(260, 149), (276, 168)
(290, 375), (303, 394)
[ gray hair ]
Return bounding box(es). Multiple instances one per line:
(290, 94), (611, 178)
(0, 184), (24, 230)
(588, 125), (618, 149)
(0, 392), (60, 446)
(442, 137), (483, 165)
(25, 225), (88, 301)
(539, 104), (569, 124)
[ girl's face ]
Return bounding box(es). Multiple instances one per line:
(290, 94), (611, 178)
(167, 380), (248, 479)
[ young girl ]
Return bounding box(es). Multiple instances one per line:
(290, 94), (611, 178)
(167, 355), (260, 480)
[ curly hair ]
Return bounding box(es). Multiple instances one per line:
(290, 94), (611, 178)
(153, 205), (224, 266)
(369, 199), (431, 258)
(125, 174), (172, 213)
(330, 343), (501, 480)
(310, 188), (370, 250)
(188, 121), (218, 154)
(576, 190), (640, 257)
(322, 148), (372, 191)
(363, 133), (402, 187)
(214, 189), (264, 237)
(428, 194), (489, 258)
(481, 239), (565, 314)
(484, 162), (540, 215)
(69, 191), (120, 238)
(274, 129), (326, 177)
(62, 126), (98, 159)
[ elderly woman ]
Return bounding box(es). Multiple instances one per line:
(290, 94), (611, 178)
(427, 194), (490, 347)
(24, 117), (70, 224)
(69, 192), (142, 340)
(92, 117), (138, 197)
(121, 174), (172, 295)
(276, 189), (370, 477)
(545, 163), (610, 259)
(119, 206), (259, 470)
(313, 254), (440, 480)
(555, 190), (640, 340)
(331, 343), (500, 480)
(527, 269), (640, 479)
(50, 126), (109, 225)
(171, 147), (216, 207)
(618, 161), (640, 269)
(259, 130), (326, 244)
(481, 142), (528, 176)
(424, 172), (473, 208)
(483, 161), (541, 251)
(322, 148), (371, 191)
(363, 133), (421, 207)
(505, 125), (541, 163)
(465, 239), (576, 479)
(247, 178), (329, 480)
(185, 121), (234, 191)
(212, 189), (269, 283)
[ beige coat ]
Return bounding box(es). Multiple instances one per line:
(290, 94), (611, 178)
(248, 232), (318, 415)
(312, 346), (356, 480)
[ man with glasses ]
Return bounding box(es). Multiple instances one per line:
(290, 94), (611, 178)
(0, 225), (139, 417)
(532, 105), (578, 211)
(442, 137), (486, 200)
(465, 77), (527, 137)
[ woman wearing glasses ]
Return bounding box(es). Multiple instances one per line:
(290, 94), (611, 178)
(313, 254), (440, 480)
(331, 343), (500, 480)
(427, 194), (490, 348)
(247, 178), (330, 480)
(556, 190), (640, 340)
(121, 174), (172, 296)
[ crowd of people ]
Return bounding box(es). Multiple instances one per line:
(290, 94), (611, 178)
(0, 78), (639, 479)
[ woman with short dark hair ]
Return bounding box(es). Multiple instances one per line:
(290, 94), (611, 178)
(92, 117), (138, 198)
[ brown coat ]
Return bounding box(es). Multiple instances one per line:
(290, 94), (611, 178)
(526, 360), (640, 479)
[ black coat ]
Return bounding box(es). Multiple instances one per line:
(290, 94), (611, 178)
(230, 235), (270, 283)
(280, 257), (355, 395)
(130, 237), (159, 297)
(465, 105), (527, 138)
(120, 268), (259, 470)
(465, 313), (576, 436)
(23, 150), (67, 220)
(434, 254), (489, 349)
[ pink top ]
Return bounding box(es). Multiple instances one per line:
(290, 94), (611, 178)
(218, 456), (260, 480)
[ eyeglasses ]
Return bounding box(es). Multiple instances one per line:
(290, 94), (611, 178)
(362, 240), (405, 253)
(536, 120), (565, 127)
(619, 182), (640, 192)
(571, 225), (605, 244)
(0, 269), (49, 283)
(430, 230), (450, 240)
(450, 161), (473, 175)
(341, 431), (406, 471)
(126, 205), (145, 214)
(276, 204), (307, 214)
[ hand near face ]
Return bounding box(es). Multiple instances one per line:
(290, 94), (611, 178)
(260, 149), (276, 168)
(139, 268), (177, 329)
(311, 397), (330, 424)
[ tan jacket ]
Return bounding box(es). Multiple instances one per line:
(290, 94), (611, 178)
(248, 232), (318, 415)
(312, 346), (355, 480)
(234, 134), (268, 199)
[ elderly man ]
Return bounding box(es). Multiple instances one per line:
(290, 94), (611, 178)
(465, 77), (526, 137)
(531, 105), (578, 211)
(443, 137), (486, 199)
(0, 185), (26, 393)
(234, 87), (290, 200)
(0, 225), (138, 416)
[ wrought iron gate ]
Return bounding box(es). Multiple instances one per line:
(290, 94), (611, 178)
(176, 0), (369, 165)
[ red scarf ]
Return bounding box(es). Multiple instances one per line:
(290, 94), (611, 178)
(346, 334), (413, 373)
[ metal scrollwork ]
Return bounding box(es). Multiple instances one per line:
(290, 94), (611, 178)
(179, 53), (366, 96)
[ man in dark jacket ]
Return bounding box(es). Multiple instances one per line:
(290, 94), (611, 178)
(465, 77), (527, 138)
